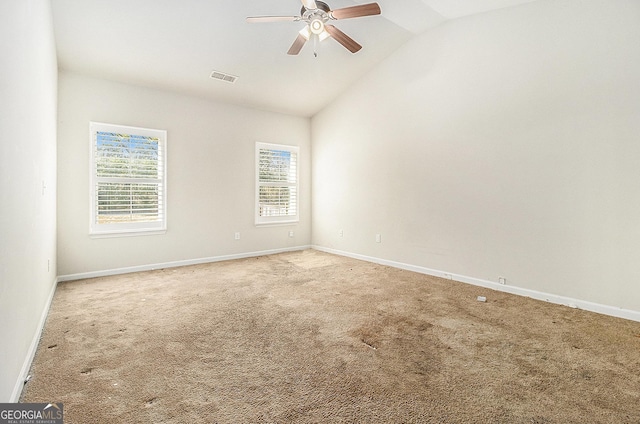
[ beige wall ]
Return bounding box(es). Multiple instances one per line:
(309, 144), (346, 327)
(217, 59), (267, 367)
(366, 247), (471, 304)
(312, 0), (640, 312)
(57, 72), (311, 277)
(0, 0), (58, 401)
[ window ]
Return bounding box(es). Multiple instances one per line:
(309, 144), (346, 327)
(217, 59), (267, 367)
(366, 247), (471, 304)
(90, 122), (167, 236)
(255, 142), (299, 225)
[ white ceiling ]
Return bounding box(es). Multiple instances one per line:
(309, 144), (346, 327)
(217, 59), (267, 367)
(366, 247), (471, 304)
(52, 0), (538, 117)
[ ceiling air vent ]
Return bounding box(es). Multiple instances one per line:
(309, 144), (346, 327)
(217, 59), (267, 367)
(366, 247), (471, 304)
(210, 70), (238, 84)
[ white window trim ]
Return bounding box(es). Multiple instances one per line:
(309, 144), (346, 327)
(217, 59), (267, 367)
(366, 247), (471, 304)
(255, 142), (300, 226)
(89, 122), (167, 238)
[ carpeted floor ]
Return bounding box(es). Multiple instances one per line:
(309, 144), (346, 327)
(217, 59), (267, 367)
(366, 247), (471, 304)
(21, 250), (640, 423)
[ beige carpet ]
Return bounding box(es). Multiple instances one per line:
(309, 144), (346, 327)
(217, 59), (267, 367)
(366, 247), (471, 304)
(22, 250), (640, 423)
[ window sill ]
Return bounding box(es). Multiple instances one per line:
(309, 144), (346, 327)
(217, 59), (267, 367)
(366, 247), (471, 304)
(90, 229), (167, 239)
(255, 220), (299, 227)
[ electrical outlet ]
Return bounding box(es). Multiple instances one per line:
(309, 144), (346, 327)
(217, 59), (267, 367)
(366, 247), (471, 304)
(375, 234), (381, 243)
(339, 229), (344, 237)
(47, 259), (50, 272)
(234, 232), (240, 240)
(289, 231), (294, 238)
(499, 277), (506, 285)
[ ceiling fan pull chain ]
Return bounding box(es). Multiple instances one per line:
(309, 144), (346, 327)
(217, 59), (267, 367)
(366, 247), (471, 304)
(313, 33), (319, 57)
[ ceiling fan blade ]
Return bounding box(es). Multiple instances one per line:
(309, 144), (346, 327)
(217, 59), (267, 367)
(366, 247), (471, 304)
(246, 16), (300, 23)
(330, 3), (381, 20)
(324, 25), (362, 53)
(287, 33), (308, 55)
(301, 0), (318, 10)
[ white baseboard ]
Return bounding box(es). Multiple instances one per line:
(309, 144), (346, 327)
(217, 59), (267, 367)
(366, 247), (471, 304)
(10, 276), (58, 402)
(312, 245), (640, 323)
(57, 245), (312, 283)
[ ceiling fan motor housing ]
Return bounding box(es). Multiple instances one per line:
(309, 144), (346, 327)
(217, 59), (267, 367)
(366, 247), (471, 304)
(301, 1), (331, 15)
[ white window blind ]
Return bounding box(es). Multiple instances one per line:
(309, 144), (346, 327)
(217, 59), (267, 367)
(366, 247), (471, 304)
(255, 143), (299, 225)
(90, 122), (167, 236)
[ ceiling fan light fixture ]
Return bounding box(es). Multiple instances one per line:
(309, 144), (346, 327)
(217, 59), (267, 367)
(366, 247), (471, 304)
(299, 24), (329, 42)
(298, 26), (311, 40)
(309, 19), (324, 34)
(310, 19), (330, 41)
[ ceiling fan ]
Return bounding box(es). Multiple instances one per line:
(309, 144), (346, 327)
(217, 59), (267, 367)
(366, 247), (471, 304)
(247, 0), (381, 56)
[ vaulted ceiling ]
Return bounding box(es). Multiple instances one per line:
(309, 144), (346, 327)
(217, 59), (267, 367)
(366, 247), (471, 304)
(52, 0), (538, 117)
